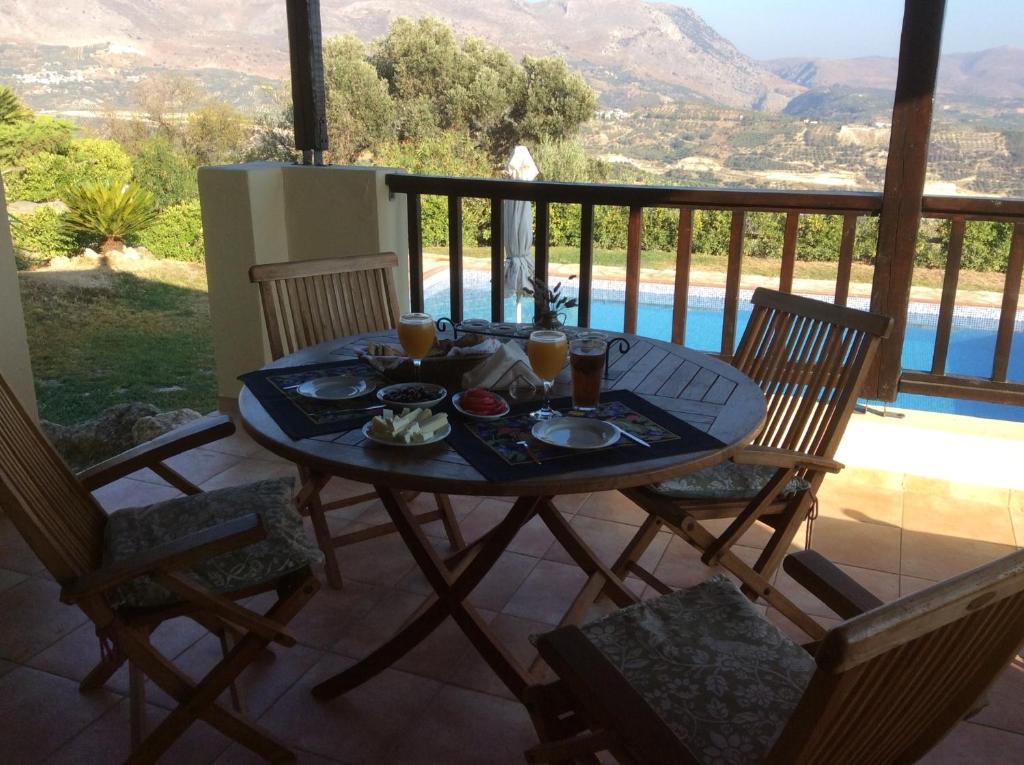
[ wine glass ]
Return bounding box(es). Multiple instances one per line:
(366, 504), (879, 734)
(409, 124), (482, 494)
(398, 313), (435, 381)
(527, 330), (568, 419)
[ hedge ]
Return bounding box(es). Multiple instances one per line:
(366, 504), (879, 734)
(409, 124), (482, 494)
(6, 138), (133, 203)
(137, 200), (204, 262)
(8, 206), (77, 267)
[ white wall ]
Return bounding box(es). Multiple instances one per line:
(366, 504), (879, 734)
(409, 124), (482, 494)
(0, 177), (37, 417)
(198, 163), (408, 408)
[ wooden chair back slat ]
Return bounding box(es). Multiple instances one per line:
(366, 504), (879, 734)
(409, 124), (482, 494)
(732, 289), (892, 466)
(249, 253), (401, 359)
(769, 549), (1024, 763)
(0, 375), (106, 582)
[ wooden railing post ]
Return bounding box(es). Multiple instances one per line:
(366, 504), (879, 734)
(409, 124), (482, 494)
(407, 193), (424, 312)
(867, 0), (947, 400)
(490, 199), (504, 322)
(671, 208), (694, 344)
(534, 203), (550, 319)
(930, 216), (964, 375)
(578, 204), (595, 328)
(624, 206), (642, 334)
(448, 195), (463, 323)
(721, 211), (746, 357)
(993, 224), (1024, 382)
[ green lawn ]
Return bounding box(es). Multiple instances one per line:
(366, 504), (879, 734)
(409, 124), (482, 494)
(19, 262), (217, 424)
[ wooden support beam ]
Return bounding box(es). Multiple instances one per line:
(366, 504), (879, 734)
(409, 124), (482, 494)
(867, 0), (947, 400)
(286, 0), (328, 163)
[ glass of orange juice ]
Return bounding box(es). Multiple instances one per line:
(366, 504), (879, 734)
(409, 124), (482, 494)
(527, 330), (568, 419)
(398, 313), (436, 380)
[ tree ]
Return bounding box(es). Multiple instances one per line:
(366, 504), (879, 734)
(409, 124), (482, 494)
(0, 86), (29, 126)
(322, 36), (395, 162)
(512, 57), (595, 147)
(133, 74), (202, 139)
(131, 135), (198, 207)
(63, 182), (160, 253)
(6, 138), (132, 202)
(182, 102), (249, 166)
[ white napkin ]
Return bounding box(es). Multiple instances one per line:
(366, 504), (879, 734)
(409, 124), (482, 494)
(462, 341), (541, 390)
(447, 337), (501, 358)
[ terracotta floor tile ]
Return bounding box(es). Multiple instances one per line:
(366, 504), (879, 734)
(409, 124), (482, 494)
(0, 577), (89, 662)
(551, 492), (590, 515)
(330, 587), (427, 659)
(384, 684), (538, 764)
(257, 654), (443, 764)
(815, 479), (903, 528)
(919, 721), (1024, 764)
(900, 574), (938, 596)
(48, 698), (233, 765)
(394, 611), (505, 695)
(543, 514), (669, 572)
(651, 536), (721, 590)
(168, 634), (324, 717)
(215, 743), (347, 764)
(971, 655), (1024, 735)
(91, 476), (184, 512)
(1010, 490), (1023, 547)
(202, 430), (269, 458)
(765, 607), (842, 645)
(281, 580), (391, 652)
(577, 490), (650, 526)
(508, 512), (557, 558)
(904, 474), (1012, 509)
(503, 560), (589, 625)
(28, 616), (207, 701)
(832, 467), (905, 491)
(462, 551), (540, 612)
(199, 458), (300, 491)
(0, 566), (28, 594)
(0, 515), (48, 574)
(0, 666), (121, 763)
(903, 489), (1015, 545)
(901, 531), (1018, 581)
(330, 525), (419, 587)
(808, 516), (902, 573)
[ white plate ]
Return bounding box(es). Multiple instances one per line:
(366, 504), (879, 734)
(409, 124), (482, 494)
(295, 375), (373, 401)
(376, 383), (447, 409)
(361, 420), (451, 447)
(452, 391), (510, 420)
(531, 418), (620, 450)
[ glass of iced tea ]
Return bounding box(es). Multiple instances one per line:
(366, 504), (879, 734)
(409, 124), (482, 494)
(527, 330), (568, 419)
(398, 313), (435, 380)
(570, 333), (607, 411)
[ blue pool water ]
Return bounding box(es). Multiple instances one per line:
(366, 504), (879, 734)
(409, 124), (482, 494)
(425, 279), (1024, 422)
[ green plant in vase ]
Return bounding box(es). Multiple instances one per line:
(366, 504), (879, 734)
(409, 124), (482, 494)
(522, 275), (579, 329)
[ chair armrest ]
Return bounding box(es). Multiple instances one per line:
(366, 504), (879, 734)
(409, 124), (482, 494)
(783, 550), (884, 619)
(60, 513), (264, 604)
(77, 415), (235, 491)
(733, 445), (844, 474)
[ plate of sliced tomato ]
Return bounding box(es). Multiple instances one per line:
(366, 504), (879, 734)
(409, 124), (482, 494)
(452, 388), (511, 420)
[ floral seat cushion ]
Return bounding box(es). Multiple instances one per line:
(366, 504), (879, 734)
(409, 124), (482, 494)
(579, 576), (815, 764)
(650, 460), (810, 500)
(103, 477), (323, 609)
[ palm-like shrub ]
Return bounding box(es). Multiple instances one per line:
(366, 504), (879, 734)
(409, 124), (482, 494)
(63, 182), (160, 253)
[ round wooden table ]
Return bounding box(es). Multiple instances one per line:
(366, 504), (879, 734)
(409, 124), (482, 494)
(239, 328), (766, 701)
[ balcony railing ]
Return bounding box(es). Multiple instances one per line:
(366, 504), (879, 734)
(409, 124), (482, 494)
(386, 173), (1024, 406)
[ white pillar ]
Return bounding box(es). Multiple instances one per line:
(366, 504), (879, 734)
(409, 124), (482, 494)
(0, 177), (37, 418)
(198, 163), (408, 410)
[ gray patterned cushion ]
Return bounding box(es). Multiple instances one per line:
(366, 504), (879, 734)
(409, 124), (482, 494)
(103, 477), (323, 609)
(650, 461), (810, 500)
(579, 576), (815, 764)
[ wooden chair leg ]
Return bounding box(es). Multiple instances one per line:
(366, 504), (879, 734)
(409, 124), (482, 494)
(120, 573), (318, 763)
(434, 493), (465, 549)
(80, 649), (126, 692)
(299, 468), (343, 589)
(128, 660), (147, 752)
(219, 626), (246, 714)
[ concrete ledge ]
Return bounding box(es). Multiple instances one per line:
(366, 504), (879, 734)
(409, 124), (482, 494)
(0, 177), (37, 417)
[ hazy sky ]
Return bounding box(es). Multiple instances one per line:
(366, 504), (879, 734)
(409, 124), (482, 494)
(668, 1), (1023, 59)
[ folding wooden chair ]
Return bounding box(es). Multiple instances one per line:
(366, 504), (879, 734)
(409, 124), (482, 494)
(0, 374), (322, 763)
(249, 253), (464, 589)
(525, 547), (1024, 764)
(566, 289), (893, 638)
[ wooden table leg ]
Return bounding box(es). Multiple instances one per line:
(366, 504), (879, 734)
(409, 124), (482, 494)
(312, 490), (542, 702)
(297, 467), (342, 589)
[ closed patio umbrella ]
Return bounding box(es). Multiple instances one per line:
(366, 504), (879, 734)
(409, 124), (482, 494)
(503, 146), (539, 323)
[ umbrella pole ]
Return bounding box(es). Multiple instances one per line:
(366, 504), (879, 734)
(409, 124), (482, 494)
(515, 294), (522, 324)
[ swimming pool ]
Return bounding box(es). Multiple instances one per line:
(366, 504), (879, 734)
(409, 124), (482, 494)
(424, 272), (1024, 422)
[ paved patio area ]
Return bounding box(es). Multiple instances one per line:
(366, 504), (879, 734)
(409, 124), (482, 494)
(0, 410), (1022, 763)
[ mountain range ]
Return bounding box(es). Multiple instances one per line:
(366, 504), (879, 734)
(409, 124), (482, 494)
(3, 0), (1021, 116)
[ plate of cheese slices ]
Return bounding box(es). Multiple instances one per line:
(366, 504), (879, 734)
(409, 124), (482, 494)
(362, 407), (451, 446)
